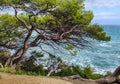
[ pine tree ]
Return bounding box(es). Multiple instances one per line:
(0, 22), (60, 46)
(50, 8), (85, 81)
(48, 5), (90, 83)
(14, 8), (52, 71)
(0, 0), (110, 68)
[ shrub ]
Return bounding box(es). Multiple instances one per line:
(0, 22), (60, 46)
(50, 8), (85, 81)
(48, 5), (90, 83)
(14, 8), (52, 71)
(0, 50), (10, 65)
(53, 65), (104, 79)
(21, 51), (47, 76)
(0, 51), (105, 79)
(104, 71), (112, 77)
(53, 64), (75, 76)
(80, 66), (104, 79)
(20, 51), (105, 79)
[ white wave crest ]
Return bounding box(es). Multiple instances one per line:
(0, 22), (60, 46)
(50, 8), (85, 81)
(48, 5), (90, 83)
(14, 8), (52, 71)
(99, 43), (112, 47)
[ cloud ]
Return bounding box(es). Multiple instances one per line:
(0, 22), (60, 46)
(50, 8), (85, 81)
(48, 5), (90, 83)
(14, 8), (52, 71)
(84, 0), (120, 25)
(85, 0), (120, 8)
(94, 12), (120, 20)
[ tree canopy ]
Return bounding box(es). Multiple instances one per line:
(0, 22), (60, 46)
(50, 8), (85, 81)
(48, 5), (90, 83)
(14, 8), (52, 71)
(0, 0), (110, 67)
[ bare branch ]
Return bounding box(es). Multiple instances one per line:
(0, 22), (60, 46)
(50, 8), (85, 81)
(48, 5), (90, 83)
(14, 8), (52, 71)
(0, 63), (3, 68)
(47, 61), (61, 76)
(14, 8), (30, 31)
(60, 25), (79, 40)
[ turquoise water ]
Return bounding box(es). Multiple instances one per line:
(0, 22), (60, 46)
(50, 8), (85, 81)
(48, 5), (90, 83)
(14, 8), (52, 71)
(77, 25), (120, 73)
(56, 25), (120, 74)
(30, 25), (120, 74)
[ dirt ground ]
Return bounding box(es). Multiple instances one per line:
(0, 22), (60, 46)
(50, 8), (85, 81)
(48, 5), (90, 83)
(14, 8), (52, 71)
(0, 73), (72, 84)
(0, 72), (98, 84)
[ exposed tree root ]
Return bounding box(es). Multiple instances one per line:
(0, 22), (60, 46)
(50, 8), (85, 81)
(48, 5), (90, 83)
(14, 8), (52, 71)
(95, 66), (120, 84)
(62, 66), (120, 84)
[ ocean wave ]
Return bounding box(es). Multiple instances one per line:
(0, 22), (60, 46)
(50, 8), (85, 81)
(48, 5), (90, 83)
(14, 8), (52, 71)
(99, 43), (112, 47)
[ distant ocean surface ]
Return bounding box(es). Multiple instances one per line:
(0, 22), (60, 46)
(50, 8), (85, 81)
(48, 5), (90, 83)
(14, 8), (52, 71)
(53, 25), (120, 74)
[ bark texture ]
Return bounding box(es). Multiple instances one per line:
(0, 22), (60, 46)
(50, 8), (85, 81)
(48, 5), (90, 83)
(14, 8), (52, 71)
(96, 66), (120, 84)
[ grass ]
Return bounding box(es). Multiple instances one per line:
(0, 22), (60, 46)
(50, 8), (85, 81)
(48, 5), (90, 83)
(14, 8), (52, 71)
(0, 67), (40, 76)
(0, 75), (2, 79)
(0, 66), (112, 80)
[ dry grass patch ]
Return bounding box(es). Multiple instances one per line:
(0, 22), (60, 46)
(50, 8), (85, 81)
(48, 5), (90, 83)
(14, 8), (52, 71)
(0, 72), (73, 84)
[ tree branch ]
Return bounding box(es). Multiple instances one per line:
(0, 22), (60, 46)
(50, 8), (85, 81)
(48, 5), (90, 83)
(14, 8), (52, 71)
(14, 8), (30, 31)
(60, 25), (79, 40)
(47, 61), (61, 76)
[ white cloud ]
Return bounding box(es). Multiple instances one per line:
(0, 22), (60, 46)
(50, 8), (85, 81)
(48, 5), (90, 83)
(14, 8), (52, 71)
(85, 0), (120, 8)
(94, 12), (120, 20)
(84, 0), (120, 23)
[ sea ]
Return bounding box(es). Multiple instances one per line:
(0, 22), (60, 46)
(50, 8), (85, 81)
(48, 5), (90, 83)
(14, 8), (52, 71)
(44, 25), (120, 74)
(27, 25), (120, 74)
(73, 25), (120, 74)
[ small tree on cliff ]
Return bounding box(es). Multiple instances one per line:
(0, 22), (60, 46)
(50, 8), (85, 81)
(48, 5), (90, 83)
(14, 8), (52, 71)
(0, 0), (110, 68)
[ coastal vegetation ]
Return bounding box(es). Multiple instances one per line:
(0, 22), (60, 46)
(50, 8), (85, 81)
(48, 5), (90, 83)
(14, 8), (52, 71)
(0, 0), (120, 84)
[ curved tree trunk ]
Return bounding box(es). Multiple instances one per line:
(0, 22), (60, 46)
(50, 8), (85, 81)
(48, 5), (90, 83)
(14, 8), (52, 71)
(4, 47), (23, 67)
(4, 47), (28, 69)
(0, 63), (3, 68)
(112, 66), (120, 77)
(4, 29), (32, 68)
(62, 66), (120, 84)
(96, 66), (120, 84)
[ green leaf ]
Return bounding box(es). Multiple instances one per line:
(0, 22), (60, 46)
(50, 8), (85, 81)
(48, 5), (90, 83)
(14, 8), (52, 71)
(65, 45), (75, 50)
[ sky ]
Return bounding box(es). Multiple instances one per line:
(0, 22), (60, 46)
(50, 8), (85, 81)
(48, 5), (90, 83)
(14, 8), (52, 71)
(85, 0), (120, 25)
